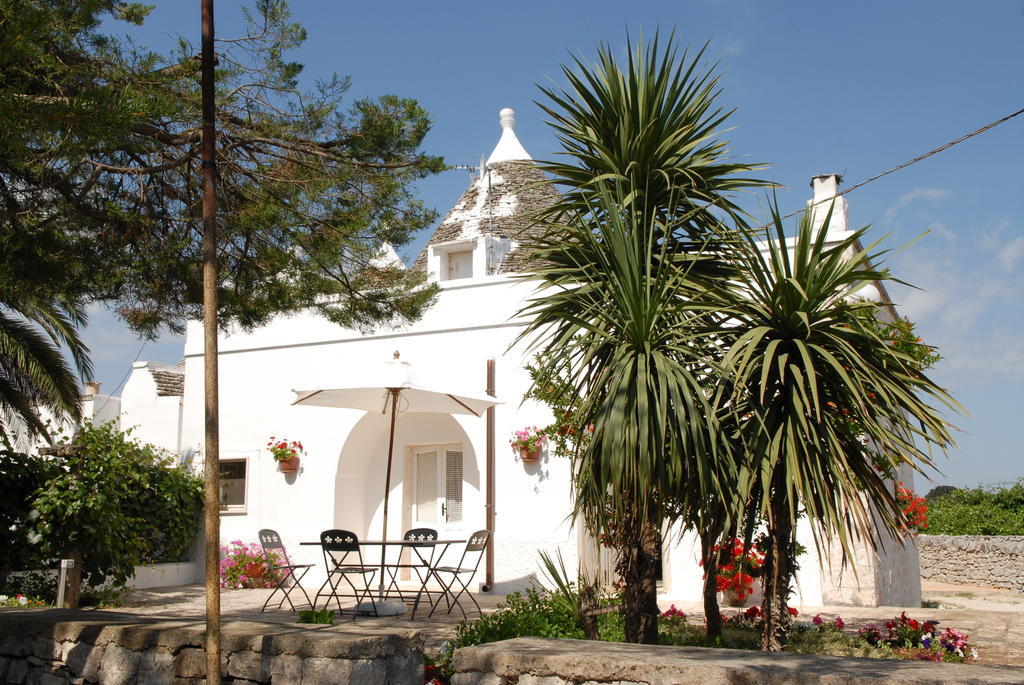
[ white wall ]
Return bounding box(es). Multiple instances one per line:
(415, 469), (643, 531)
(120, 362), (182, 453)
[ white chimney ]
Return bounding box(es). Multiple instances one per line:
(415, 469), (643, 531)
(84, 381), (101, 397)
(808, 174), (848, 236)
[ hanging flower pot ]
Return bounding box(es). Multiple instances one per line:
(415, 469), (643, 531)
(510, 426), (547, 464)
(277, 455), (300, 473)
(517, 445), (541, 463)
(268, 437), (304, 474)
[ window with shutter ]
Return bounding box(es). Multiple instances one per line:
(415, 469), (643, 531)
(445, 450), (463, 523)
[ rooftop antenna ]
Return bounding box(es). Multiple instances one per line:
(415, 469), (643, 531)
(450, 160), (484, 183)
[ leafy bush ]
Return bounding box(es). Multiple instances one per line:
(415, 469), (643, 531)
(0, 422), (203, 587)
(0, 451), (58, 577)
(925, 480), (1024, 535)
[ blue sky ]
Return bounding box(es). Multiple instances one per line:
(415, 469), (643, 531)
(87, 0), (1023, 490)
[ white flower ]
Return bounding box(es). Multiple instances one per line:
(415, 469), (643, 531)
(0, 595), (8, 603)
(17, 596), (28, 606)
(971, 648), (979, 660)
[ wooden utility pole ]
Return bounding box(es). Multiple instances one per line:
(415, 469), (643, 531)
(200, 0), (221, 682)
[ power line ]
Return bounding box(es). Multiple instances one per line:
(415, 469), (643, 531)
(782, 106), (1024, 225)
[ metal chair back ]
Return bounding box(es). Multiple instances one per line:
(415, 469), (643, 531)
(255, 528), (313, 612)
(403, 528), (438, 543)
(258, 528), (292, 566)
(451, 529), (490, 574)
(319, 529), (364, 569)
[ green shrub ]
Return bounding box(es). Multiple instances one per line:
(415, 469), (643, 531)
(452, 586), (584, 647)
(0, 422), (204, 587)
(925, 480), (1024, 535)
(0, 451), (58, 578)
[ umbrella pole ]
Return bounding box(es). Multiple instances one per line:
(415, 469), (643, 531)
(380, 388), (400, 602)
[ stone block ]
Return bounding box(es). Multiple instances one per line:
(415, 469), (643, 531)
(514, 676), (566, 685)
(300, 657), (355, 682)
(64, 643), (103, 681)
(38, 673), (67, 685)
(97, 644), (141, 685)
(136, 649), (175, 685)
(386, 651), (423, 684)
(30, 639), (60, 662)
(268, 654), (303, 685)
(172, 648), (205, 679)
(226, 649), (266, 682)
(7, 658), (29, 684)
(0, 636), (30, 657)
(451, 674), (503, 685)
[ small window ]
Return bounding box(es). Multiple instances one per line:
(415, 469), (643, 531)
(219, 459), (247, 513)
(444, 250), (473, 281)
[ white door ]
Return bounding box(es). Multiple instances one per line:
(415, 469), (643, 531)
(411, 445), (464, 532)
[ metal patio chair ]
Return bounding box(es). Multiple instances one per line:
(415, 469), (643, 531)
(314, 529), (377, 618)
(257, 529), (314, 612)
(398, 528), (439, 617)
(427, 529), (490, 618)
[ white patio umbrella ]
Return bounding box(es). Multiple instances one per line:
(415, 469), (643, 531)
(292, 351), (499, 614)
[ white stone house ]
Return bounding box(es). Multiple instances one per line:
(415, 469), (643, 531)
(119, 109), (921, 606)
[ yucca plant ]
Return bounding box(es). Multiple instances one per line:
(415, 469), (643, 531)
(518, 182), (737, 643)
(524, 33), (770, 644)
(707, 204), (959, 650)
(0, 294), (91, 447)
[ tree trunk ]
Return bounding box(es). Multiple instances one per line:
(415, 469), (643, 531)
(579, 580), (600, 641)
(618, 522), (661, 644)
(699, 528), (723, 640)
(760, 486), (795, 651)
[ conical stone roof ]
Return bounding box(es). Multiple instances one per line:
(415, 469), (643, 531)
(412, 109), (558, 274)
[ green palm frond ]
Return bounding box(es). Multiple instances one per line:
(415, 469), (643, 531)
(0, 295), (91, 445)
(517, 182), (733, 531)
(536, 30), (771, 232)
(708, 203), (959, 555)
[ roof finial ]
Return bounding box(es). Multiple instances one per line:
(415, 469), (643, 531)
(487, 107), (531, 164)
(499, 107), (516, 130)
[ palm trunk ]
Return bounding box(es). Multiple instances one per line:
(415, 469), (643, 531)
(760, 484), (795, 651)
(618, 521), (661, 644)
(699, 528), (723, 640)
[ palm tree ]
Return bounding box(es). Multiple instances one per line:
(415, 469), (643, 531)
(0, 294), (92, 447)
(523, 32), (769, 644)
(519, 183), (730, 643)
(708, 205), (958, 650)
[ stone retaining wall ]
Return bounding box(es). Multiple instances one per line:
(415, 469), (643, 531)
(0, 609), (422, 684)
(452, 637), (1024, 684)
(918, 535), (1024, 593)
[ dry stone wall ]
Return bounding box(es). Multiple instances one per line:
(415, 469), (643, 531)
(918, 535), (1024, 593)
(452, 637), (1024, 684)
(0, 610), (422, 684)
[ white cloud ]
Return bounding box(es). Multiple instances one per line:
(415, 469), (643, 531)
(997, 236), (1024, 271)
(925, 222), (957, 243)
(888, 232), (1024, 384)
(883, 187), (950, 224)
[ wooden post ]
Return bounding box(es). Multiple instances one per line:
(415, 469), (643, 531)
(483, 358), (495, 591)
(200, 0), (222, 681)
(60, 552), (81, 609)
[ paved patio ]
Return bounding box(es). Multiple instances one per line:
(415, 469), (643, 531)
(109, 578), (1024, 666)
